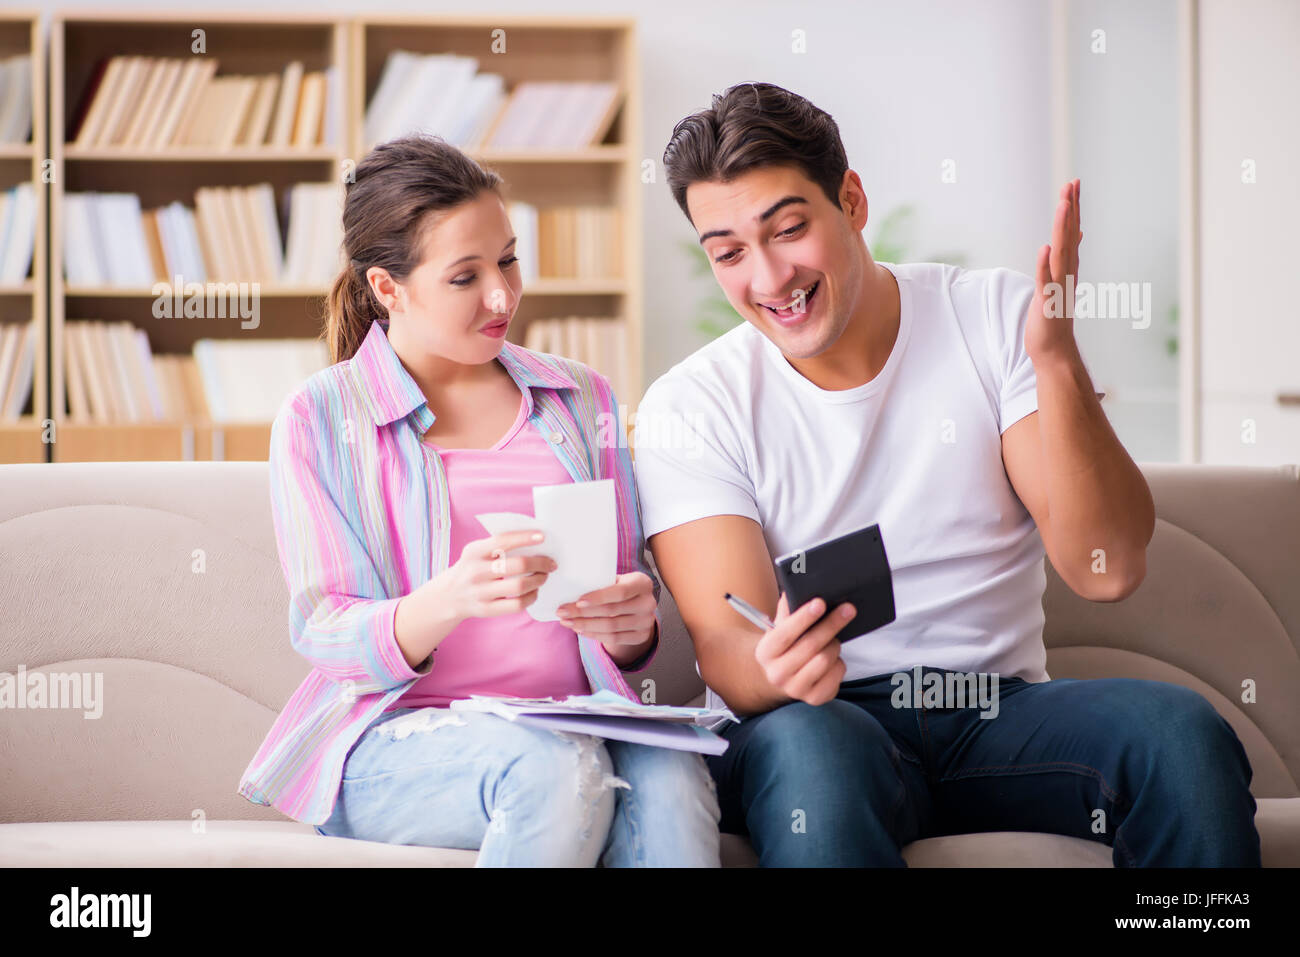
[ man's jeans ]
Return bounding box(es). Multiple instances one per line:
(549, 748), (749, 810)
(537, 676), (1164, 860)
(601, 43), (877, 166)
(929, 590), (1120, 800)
(706, 668), (1261, 866)
(315, 707), (721, 867)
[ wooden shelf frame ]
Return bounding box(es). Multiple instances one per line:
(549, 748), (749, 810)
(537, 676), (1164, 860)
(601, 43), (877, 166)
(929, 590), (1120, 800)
(0, 10), (47, 464)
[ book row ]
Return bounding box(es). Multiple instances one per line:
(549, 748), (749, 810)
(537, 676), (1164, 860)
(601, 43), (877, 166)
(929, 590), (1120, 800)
(71, 56), (335, 150)
(62, 183), (342, 287)
(366, 51), (619, 151)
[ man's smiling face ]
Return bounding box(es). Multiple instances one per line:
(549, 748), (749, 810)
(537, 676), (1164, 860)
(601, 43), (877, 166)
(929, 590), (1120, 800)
(688, 164), (867, 360)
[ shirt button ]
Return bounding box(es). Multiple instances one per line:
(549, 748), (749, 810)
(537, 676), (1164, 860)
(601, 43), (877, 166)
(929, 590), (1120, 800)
(549, 431), (564, 443)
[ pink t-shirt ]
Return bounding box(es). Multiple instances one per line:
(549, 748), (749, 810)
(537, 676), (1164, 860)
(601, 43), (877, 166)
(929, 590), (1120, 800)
(385, 390), (591, 711)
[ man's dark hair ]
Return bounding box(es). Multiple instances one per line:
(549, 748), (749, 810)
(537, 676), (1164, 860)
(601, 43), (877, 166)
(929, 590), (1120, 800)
(662, 82), (850, 225)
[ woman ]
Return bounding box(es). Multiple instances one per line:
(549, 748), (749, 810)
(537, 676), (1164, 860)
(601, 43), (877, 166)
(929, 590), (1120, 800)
(238, 134), (720, 866)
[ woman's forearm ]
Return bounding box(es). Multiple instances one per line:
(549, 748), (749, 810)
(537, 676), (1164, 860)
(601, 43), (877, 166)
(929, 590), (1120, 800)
(393, 575), (463, 670)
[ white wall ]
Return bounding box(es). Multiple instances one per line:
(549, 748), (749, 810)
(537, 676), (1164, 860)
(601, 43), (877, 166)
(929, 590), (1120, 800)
(1064, 0), (1180, 462)
(1196, 0), (1300, 466)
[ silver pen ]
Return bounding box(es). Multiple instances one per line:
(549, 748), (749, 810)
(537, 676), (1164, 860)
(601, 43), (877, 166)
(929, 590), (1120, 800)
(724, 592), (776, 632)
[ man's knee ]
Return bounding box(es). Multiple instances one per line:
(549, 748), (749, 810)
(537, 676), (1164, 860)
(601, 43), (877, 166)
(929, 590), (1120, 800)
(1114, 681), (1251, 778)
(734, 698), (898, 776)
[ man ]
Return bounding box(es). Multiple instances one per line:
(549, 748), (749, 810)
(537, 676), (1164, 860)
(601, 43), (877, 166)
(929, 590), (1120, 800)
(631, 82), (1259, 866)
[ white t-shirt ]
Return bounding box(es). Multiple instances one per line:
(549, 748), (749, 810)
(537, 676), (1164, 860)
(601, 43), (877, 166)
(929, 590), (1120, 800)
(634, 261), (1079, 718)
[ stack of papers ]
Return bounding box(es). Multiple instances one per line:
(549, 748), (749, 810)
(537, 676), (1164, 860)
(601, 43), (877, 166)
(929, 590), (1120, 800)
(449, 690), (736, 755)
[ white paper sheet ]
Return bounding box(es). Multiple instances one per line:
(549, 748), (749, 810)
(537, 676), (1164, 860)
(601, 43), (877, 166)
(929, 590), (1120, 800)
(475, 478), (616, 621)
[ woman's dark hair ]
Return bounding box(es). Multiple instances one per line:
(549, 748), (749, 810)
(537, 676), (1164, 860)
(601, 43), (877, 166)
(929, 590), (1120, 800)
(662, 82), (849, 225)
(326, 133), (504, 364)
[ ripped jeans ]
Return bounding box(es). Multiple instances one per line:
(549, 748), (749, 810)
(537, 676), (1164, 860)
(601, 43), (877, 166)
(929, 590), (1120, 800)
(314, 706), (722, 867)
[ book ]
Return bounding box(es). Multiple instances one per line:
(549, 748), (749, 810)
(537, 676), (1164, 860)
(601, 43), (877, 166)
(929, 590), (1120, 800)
(71, 56), (121, 146)
(121, 57), (176, 146)
(1, 321), (35, 419)
(191, 337), (328, 423)
(0, 183), (36, 283)
(217, 76), (260, 149)
(364, 51), (505, 150)
(268, 60), (304, 147)
(291, 71), (325, 146)
(152, 58), (217, 149)
(521, 316), (630, 401)
(63, 321), (89, 421)
(507, 201), (538, 282)
(483, 81), (622, 149)
(0, 54), (33, 144)
(168, 59), (222, 147)
(534, 205), (621, 279)
(239, 73), (280, 147)
(101, 56), (150, 146)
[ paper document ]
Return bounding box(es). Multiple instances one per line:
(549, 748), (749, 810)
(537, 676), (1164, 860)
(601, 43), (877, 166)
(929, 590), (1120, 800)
(476, 478), (616, 622)
(449, 691), (736, 755)
(511, 713), (729, 755)
(450, 689), (733, 724)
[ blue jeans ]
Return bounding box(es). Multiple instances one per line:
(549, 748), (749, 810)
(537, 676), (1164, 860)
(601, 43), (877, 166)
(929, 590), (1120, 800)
(315, 706), (721, 866)
(706, 668), (1261, 867)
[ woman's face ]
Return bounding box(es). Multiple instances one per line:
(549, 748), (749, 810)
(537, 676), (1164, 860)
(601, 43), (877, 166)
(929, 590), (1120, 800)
(370, 190), (523, 366)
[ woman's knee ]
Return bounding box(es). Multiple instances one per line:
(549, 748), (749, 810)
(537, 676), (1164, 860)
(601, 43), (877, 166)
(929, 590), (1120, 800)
(611, 744), (718, 809)
(498, 730), (621, 842)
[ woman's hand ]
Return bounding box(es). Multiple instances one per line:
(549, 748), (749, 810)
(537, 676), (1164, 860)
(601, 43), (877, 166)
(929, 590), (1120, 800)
(440, 530), (557, 622)
(555, 571), (657, 663)
(394, 530), (555, 670)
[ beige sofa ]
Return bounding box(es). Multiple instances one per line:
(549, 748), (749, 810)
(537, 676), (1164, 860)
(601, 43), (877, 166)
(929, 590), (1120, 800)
(1, 460), (1297, 867)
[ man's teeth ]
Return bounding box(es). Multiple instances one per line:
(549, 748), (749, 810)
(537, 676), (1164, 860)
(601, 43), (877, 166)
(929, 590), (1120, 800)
(767, 282), (816, 312)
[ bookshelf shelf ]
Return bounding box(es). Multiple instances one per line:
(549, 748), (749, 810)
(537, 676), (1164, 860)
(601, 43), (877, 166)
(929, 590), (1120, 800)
(62, 279), (629, 299)
(52, 421), (272, 463)
(469, 147), (629, 164)
(0, 418), (44, 462)
(36, 11), (643, 463)
(64, 147), (340, 162)
(525, 278), (629, 295)
(0, 143), (34, 159)
(64, 285), (330, 298)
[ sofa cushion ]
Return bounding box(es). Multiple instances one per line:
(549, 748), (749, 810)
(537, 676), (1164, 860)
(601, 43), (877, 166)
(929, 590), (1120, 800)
(5, 798), (1295, 867)
(0, 820), (1117, 867)
(0, 820), (477, 867)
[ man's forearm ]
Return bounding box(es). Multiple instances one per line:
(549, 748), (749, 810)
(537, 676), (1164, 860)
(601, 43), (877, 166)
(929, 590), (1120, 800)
(699, 627), (794, 717)
(1034, 345), (1155, 597)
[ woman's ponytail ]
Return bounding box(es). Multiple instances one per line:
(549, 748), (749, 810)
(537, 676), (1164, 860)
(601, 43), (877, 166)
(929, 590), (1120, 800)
(325, 263), (385, 365)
